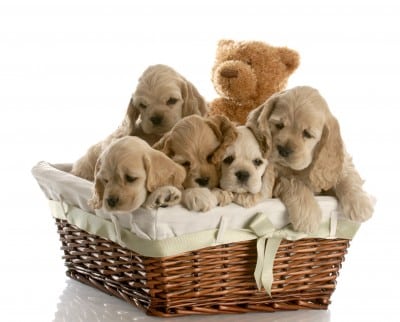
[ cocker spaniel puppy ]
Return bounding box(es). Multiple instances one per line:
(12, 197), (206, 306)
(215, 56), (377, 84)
(88, 136), (186, 214)
(247, 86), (374, 233)
(219, 126), (275, 207)
(153, 114), (237, 211)
(71, 64), (207, 181)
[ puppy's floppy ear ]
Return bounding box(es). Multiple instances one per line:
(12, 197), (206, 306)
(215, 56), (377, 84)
(88, 158), (104, 210)
(179, 78), (208, 117)
(246, 92), (281, 157)
(143, 150), (186, 192)
(206, 115), (238, 164)
(308, 114), (344, 190)
(124, 97), (140, 135)
(152, 132), (173, 157)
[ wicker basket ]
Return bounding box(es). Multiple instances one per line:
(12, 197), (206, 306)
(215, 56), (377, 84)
(55, 217), (350, 317)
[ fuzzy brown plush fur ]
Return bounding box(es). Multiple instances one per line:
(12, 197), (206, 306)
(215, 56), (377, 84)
(209, 39), (300, 125)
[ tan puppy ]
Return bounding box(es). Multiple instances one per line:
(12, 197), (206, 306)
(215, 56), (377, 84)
(88, 136), (186, 214)
(153, 114), (237, 211)
(130, 64), (208, 139)
(71, 64), (207, 181)
(247, 86), (374, 233)
(219, 126), (275, 207)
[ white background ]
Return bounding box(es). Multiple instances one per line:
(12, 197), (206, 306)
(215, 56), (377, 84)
(1, 0), (400, 321)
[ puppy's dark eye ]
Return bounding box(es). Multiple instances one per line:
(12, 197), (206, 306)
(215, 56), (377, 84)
(103, 179), (109, 184)
(207, 153), (213, 163)
(303, 130), (313, 139)
(139, 102), (147, 109)
(125, 175), (137, 183)
(181, 161), (191, 168)
(166, 97), (178, 105)
(223, 155), (234, 165)
(275, 123), (284, 130)
(253, 158), (263, 167)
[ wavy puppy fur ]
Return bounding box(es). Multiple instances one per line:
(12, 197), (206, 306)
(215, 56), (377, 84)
(71, 64), (207, 181)
(153, 114), (237, 211)
(247, 86), (373, 233)
(88, 136), (185, 214)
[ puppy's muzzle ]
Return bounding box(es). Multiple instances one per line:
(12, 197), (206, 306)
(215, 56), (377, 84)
(107, 196), (119, 208)
(235, 170), (250, 183)
(195, 177), (210, 187)
(277, 145), (293, 158)
(150, 115), (163, 126)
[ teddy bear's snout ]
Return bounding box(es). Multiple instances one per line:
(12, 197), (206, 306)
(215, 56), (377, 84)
(220, 67), (238, 78)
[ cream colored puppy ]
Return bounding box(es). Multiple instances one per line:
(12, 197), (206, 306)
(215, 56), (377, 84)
(219, 126), (275, 207)
(88, 136), (186, 214)
(247, 86), (374, 233)
(71, 64), (207, 181)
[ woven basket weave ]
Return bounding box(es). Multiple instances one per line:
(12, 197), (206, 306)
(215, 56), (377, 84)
(55, 218), (349, 317)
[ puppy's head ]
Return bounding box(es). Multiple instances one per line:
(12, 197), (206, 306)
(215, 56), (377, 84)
(220, 126), (267, 193)
(128, 64), (207, 136)
(153, 115), (237, 189)
(247, 86), (344, 189)
(88, 136), (185, 214)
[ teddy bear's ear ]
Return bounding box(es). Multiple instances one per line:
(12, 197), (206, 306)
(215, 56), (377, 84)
(277, 47), (300, 73)
(217, 39), (235, 49)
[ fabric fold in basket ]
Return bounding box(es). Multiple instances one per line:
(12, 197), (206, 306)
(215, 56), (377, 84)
(33, 161), (360, 295)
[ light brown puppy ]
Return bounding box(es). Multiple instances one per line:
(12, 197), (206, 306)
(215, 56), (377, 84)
(71, 64), (207, 181)
(153, 114), (237, 211)
(219, 126), (275, 207)
(247, 86), (373, 233)
(88, 136), (186, 214)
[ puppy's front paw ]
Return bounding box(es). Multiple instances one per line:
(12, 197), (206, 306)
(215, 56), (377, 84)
(288, 201), (322, 234)
(233, 193), (260, 208)
(143, 186), (181, 209)
(212, 188), (233, 207)
(182, 188), (218, 212)
(340, 192), (374, 222)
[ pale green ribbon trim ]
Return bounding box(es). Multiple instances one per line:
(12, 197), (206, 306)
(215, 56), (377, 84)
(249, 212), (360, 295)
(49, 200), (360, 296)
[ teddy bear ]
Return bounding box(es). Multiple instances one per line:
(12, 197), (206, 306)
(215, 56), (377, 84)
(209, 39), (300, 124)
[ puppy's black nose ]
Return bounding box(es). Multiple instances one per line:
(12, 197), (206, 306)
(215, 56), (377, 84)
(150, 115), (163, 126)
(195, 177), (210, 187)
(277, 145), (293, 158)
(235, 170), (250, 183)
(107, 196), (119, 208)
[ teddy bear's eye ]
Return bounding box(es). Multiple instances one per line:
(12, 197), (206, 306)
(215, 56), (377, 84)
(166, 97), (178, 105)
(246, 60), (252, 66)
(223, 155), (235, 165)
(139, 102), (147, 109)
(276, 123), (284, 130)
(253, 158), (263, 167)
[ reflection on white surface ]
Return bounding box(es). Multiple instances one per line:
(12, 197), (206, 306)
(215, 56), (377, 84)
(54, 279), (330, 322)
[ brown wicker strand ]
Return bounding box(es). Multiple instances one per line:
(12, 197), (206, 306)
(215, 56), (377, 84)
(55, 218), (349, 317)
